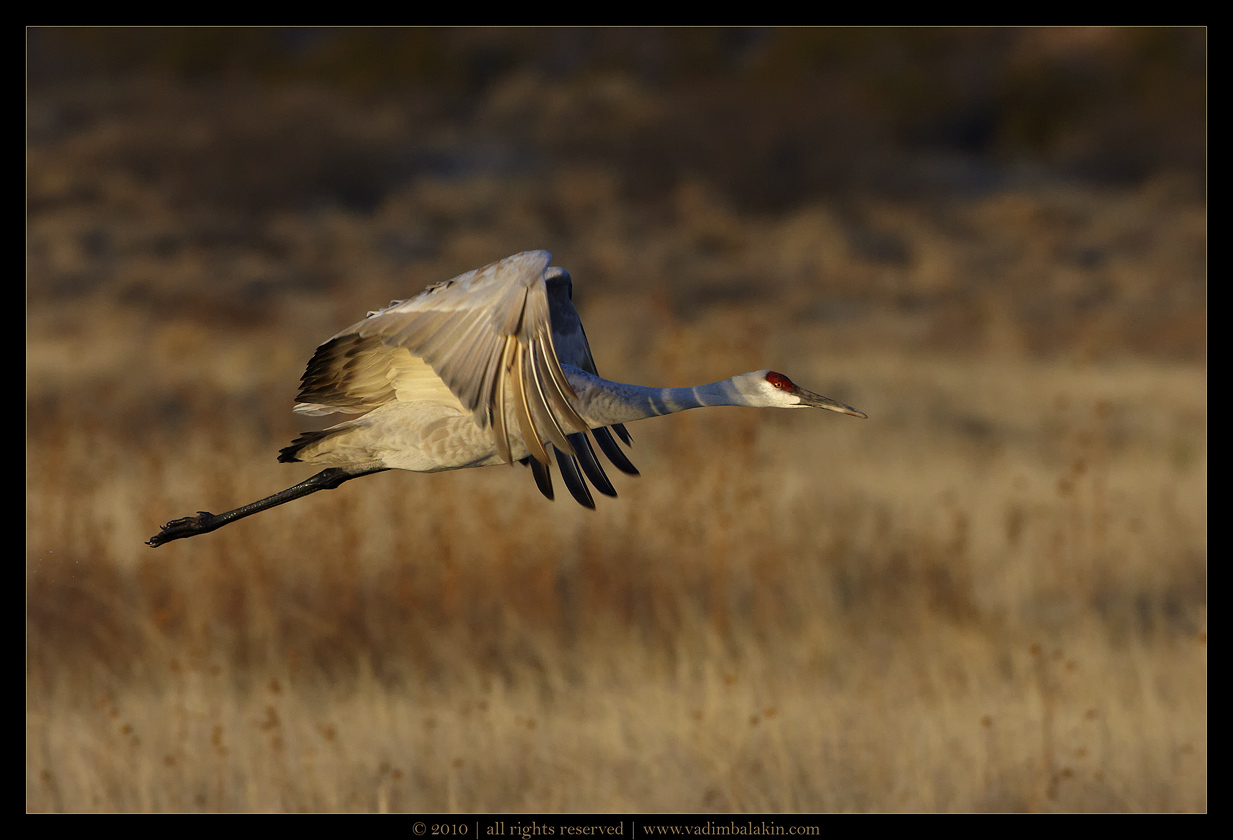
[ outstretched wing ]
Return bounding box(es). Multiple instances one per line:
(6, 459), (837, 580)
(293, 250), (587, 466)
(525, 267), (638, 508)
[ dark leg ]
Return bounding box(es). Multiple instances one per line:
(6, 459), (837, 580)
(146, 467), (384, 547)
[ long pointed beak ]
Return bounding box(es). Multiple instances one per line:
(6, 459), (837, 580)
(797, 388), (867, 418)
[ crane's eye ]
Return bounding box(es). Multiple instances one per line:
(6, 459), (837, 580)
(766, 372), (793, 390)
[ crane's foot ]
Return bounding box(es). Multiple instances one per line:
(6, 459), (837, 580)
(146, 511), (221, 547)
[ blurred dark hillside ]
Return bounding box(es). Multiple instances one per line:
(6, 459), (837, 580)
(26, 28), (1207, 363)
(28, 27), (1206, 211)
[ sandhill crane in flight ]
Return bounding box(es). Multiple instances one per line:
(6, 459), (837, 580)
(148, 250), (866, 547)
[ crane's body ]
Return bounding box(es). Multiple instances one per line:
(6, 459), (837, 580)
(148, 251), (865, 547)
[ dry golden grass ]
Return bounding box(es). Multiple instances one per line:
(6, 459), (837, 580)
(27, 72), (1205, 812)
(27, 318), (1206, 811)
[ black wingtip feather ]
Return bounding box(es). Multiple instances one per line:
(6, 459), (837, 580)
(554, 448), (596, 509)
(612, 423), (633, 447)
(593, 426), (639, 476)
(569, 433), (618, 497)
(526, 456), (554, 501)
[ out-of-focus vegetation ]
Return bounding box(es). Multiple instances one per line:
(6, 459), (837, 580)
(29, 28), (1206, 208)
(27, 28), (1205, 811)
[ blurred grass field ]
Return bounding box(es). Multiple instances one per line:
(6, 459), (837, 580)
(27, 29), (1205, 812)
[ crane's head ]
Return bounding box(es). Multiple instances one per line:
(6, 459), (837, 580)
(742, 371), (867, 417)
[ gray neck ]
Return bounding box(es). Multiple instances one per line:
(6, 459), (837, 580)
(563, 366), (750, 428)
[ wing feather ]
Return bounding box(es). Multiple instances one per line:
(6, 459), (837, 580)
(508, 341), (550, 465)
(288, 251), (637, 508)
(292, 250), (591, 466)
(490, 335), (517, 466)
(542, 267), (639, 489)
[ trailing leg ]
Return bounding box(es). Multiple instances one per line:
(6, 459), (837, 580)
(146, 467), (384, 547)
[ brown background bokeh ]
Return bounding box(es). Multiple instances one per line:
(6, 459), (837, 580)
(27, 28), (1205, 812)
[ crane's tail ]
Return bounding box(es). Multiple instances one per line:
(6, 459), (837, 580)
(278, 429), (334, 463)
